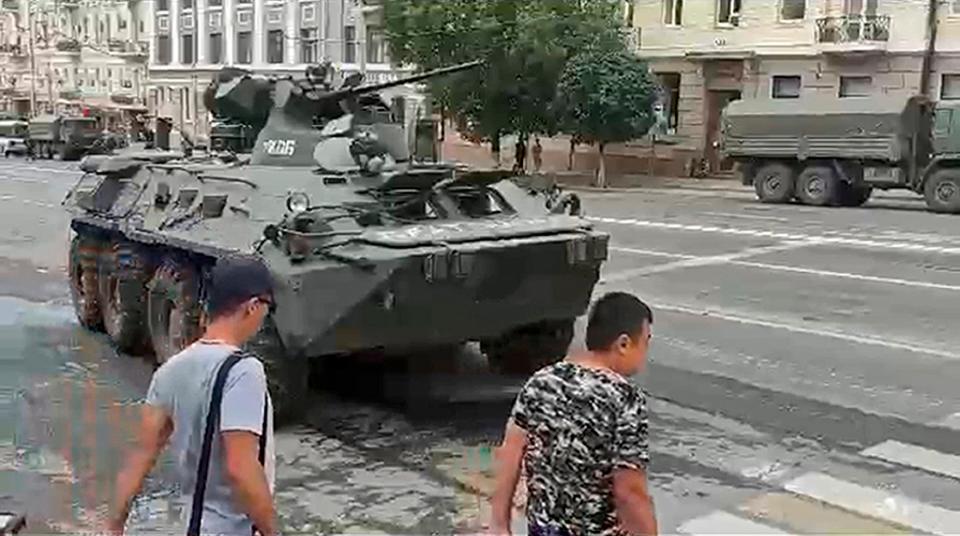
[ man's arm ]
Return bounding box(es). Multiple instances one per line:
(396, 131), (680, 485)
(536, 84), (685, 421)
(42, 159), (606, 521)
(490, 420), (527, 535)
(223, 430), (276, 536)
(614, 468), (658, 536)
(108, 404), (173, 534)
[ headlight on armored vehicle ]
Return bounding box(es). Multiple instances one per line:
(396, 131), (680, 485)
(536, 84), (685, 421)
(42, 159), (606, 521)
(286, 191), (310, 214)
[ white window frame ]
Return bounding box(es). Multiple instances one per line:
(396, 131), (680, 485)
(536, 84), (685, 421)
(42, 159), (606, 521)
(157, 15), (169, 31)
(301, 3), (316, 23)
(839, 75), (872, 98)
(716, 0), (742, 27)
(209, 11), (222, 29)
(267, 8), (283, 24)
(237, 10), (252, 25)
(941, 74), (960, 100)
(663, 0), (682, 26)
(779, 0), (806, 22)
(771, 75), (801, 99)
(180, 13), (194, 31)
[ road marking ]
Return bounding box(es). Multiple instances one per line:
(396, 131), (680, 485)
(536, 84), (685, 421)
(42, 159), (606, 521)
(618, 299), (960, 361)
(603, 241), (810, 282)
(783, 472), (960, 535)
(591, 217), (960, 255)
(677, 511), (789, 535)
(610, 246), (960, 292)
(862, 440), (960, 481)
(703, 211), (791, 223)
(933, 412), (960, 430)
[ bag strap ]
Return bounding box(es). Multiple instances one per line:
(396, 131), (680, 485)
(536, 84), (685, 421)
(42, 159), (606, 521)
(258, 391), (268, 465)
(186, 351), (245, 536)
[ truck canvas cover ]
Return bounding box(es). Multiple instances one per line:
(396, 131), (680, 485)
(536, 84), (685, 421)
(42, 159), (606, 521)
(721, 95), (928, 162)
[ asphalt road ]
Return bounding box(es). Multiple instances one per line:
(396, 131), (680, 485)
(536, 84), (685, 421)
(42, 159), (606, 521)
(1, 157), (959, 534)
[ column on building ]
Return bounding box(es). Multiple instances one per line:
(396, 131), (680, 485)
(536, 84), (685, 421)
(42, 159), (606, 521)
(252, 0), (263, 65)
(196, 0), (206, 64)
(223, 0), (235, 64)
(170, 0), (180, 67)
(285, 0), (295, 65)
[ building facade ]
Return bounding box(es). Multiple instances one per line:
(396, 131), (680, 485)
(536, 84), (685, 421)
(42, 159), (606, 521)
(0, 0), (149, 124)
(633, 0), (960, 176)
(146, 0), (425, 147)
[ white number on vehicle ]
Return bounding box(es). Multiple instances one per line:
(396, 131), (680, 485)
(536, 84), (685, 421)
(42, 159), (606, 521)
(263, 139), (296, 156)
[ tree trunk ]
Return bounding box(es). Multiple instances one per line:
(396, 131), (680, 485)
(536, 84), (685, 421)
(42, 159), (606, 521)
(491, 132), (501, 168)
(567, 138), (576, 171)
(597, 143), (607, 188)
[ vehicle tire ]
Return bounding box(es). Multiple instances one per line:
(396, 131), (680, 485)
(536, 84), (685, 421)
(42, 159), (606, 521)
(98, 240), (152, 355)
(796, 164), (840, 206)
(753, 162), (795, 204)
(482, 319), (575, 376)
(68, 234), (104, 331)
(146, 259), (203, 365)
(245, 319), (308, 425)
(837, 182), (873, 207)
(924, 169), (960, 214)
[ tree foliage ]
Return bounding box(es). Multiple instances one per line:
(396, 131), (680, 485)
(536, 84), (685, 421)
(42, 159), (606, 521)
(382, 0), (627, 143)
(555, 49), (659, 186)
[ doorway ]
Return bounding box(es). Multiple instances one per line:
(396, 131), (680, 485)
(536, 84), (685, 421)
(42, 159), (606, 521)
(705, 89), (741, 174)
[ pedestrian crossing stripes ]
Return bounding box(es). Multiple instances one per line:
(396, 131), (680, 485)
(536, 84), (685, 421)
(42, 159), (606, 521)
(588, 216), (960, 255)
(677, 440), (960, 534)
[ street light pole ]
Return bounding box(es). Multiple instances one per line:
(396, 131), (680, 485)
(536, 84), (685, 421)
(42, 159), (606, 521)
(27, 0), (37, 116)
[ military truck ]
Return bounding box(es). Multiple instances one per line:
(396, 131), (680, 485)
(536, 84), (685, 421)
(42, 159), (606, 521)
(0, 119), (28, 157)
(28, 114), (101, 160)
(721, 95), (960, 213)
(63, 62), (608, 422)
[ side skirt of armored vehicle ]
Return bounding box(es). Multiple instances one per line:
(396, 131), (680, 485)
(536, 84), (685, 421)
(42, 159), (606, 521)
(723, 96), (960, 213)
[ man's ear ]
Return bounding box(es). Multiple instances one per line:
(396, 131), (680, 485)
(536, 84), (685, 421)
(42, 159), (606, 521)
(616, 333), (632, 352)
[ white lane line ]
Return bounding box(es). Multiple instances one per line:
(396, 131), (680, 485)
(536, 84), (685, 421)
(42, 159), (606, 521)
(862, 440), (960, 481)
(784, 472), (960, 535)
(591, 217), (960, 255)
(934, 412), (960, 431)
(634, 300), (960, 361)
(610, 245), (960, 292)
(677, 511), (789, 535)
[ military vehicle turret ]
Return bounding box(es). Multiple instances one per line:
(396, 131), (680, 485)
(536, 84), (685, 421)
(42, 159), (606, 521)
(63, 61), (609, 422)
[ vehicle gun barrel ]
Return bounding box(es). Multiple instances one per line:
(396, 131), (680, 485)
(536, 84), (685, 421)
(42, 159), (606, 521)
(319, 60), (485, 102)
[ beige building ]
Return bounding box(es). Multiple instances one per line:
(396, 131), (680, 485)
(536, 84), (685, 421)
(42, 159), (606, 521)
(633, 0), (960, 176)
(147, 0), (426, 147)
(0, 0), (149, 123)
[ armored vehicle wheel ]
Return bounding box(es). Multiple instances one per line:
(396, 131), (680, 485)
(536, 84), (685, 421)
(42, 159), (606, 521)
(924, 169), (960, 214)
(99, 241), (152, 355)
(837, 183), (873, 207)
(753, 162), (795, 204)
(147, 260), (203, 365)
(796, 165), (839, 206)
(482, 319), (575, 376)
(69, 235), (104, 331)
(245, 319), (308, 425)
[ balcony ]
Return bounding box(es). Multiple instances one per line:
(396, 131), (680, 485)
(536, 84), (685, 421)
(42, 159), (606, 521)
(815, 15), (890, 55)
(107, 39), (148, 59)
(55, 38), (81, 53)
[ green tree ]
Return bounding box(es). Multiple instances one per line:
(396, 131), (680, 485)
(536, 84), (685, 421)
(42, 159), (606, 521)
(382, 0), (627, 161)
(555, 49), (659, 187)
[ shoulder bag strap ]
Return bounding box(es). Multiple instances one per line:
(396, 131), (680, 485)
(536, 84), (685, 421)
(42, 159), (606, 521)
(258, 391), (268, 465)
(186, 351), (245, 536)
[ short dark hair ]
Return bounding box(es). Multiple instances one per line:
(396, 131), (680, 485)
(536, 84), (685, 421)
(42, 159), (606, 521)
(205, 256), (274, 319)
(585, 292), (653, 351)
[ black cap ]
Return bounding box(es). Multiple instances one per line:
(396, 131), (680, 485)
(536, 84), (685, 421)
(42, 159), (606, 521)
(206, 256), (274, 317)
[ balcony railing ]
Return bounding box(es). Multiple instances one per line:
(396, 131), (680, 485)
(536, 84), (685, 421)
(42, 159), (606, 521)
(816, 15), (890, 44)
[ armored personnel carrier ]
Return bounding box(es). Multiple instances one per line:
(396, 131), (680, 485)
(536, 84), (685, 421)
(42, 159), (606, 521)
(63, 61), (609, 421)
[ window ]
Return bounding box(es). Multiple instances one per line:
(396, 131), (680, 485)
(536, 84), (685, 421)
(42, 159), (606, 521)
(717, 0), (742, 26)
(663, 0), (683, 25)
(119, 17), (127, 30)
(237, 0), (252, 4)
(656, 73), (680, 135)
(237, 10), (252, 25)
(157, 15), (169, 31)
(209, 0), (222, 5)
(366, 25), (387, 64)
(156, 34), (170, 64)
(236, 31), (252, 63)
(107, 68), (112, 79)
(209, 11), (222, 28)
(301, 4), (316, 22)
(772, 75), (801, 98)
(180, 13), (194, 31)
(180, 33), (194, 64)
(267, 29), (284, 63)
(139, 21), (144, 34)
(300, 28), (318, 64)
(839, 75), (872, 97)
(952, 0), (960, 15)
(267, 9), (283, 24)
(157, 0), (168, 10)
(344, 25), (356, 63)
(182, 0), (193, 8)
(208, 33), (223, 64)
(182, 88), (191, 120)
(780, 0), (805, 20)
(844, 0), (878, 17)
(942, 74), (960, 100)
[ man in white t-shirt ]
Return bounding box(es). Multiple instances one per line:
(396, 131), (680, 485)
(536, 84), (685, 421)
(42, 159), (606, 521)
(108, 256), (277, 536)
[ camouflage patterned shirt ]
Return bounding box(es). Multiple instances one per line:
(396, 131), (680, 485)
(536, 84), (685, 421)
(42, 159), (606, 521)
(510, 361), (650, 536)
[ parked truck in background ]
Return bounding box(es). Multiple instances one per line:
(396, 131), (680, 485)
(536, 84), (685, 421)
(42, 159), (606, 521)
(0, 119), (29, 157)
(27, 114), (101, 161)
(721, 95), (960, 214)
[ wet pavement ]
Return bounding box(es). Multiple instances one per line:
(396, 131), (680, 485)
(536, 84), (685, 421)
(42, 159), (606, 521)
(2, 158), (960, 534)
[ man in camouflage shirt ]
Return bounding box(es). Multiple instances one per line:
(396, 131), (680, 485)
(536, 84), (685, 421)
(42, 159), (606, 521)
(490, 292), (658, 536)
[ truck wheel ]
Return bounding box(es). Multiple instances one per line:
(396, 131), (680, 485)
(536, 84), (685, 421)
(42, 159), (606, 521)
(147, 260), (202, 365)
(482, 319), (575, 376)
(796, 165), (839, 206)
(924, 169), (960, 214)
(68, 235), (104, 331)
(245, 319), (308, 425)
(99, 240), (152, 355)
(753, 162), (795, 203)
(837, 183), (873, 207)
